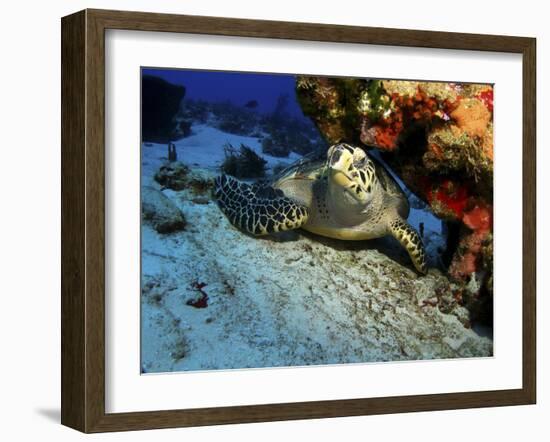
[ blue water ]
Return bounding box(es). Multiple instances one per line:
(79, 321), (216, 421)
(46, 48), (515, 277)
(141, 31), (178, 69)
(142, 68), (307, 119)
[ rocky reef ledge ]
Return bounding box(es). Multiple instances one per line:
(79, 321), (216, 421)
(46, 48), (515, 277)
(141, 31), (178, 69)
(141, 167), (492, 373)
(297, 78), (494, 321)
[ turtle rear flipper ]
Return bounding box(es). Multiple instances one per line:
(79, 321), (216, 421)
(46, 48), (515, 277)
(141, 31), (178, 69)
(388, 218), (427, 274)
(214, 175), (309, 236)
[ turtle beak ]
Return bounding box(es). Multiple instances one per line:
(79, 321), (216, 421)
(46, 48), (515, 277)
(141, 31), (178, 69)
(331, 171), (352, 188)
(328, 145), (354, 181)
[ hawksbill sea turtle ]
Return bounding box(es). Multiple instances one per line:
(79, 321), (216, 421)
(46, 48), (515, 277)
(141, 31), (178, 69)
(214, 143), (427, 274)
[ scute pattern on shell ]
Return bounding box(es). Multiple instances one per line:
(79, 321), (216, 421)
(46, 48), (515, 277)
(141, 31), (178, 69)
(214, 175), (309, 236)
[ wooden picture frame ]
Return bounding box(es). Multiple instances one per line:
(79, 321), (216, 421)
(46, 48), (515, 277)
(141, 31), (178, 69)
(61, 8), (536, 433)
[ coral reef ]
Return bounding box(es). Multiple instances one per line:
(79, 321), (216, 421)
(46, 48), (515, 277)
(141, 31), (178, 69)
(177, 95), (327, 157)
(211, 100), (259, 136)
(262, 93), (328, 156)
(178, 98), (210, 124)
(296, 77), (494, 315)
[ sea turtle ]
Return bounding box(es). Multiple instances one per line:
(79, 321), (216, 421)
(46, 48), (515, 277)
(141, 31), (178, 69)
(214, 143), (427, 274)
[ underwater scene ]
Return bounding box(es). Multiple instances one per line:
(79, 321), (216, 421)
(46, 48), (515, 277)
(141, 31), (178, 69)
(140, 68), (494, 373)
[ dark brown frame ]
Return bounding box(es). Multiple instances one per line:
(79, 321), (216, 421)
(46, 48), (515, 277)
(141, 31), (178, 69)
(61, 8), (536, 433)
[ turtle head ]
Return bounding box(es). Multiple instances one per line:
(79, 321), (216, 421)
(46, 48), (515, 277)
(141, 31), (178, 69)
(327, 143), (377, 208)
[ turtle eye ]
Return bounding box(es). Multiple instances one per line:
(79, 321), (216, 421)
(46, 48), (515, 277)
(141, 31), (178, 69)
(354, 156), (371, 171)
(352, 148), (369, 168)
(353, 147), (366, 163)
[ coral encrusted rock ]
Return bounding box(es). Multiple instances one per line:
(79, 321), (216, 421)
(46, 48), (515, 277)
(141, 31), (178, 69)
(296, 77), (494, 307)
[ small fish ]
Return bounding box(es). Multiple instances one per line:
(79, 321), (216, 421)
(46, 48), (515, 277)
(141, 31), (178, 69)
(244, 100), (258, 109)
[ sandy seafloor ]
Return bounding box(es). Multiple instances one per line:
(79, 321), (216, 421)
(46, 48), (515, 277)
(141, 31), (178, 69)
(140, 124), (493, 374)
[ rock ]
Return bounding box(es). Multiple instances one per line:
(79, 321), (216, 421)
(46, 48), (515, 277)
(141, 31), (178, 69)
(184, 168), (214, 195)
(140, 170), (492, 372)
(142, 75), (186, 143)
(296, 76), (494, 306)
(154, 161), (213, 194)
(141, 186), (186, 233)
(154, 161), (189, 191)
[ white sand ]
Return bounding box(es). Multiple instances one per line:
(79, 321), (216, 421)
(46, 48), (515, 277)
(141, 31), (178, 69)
(142, 124), (302, 184)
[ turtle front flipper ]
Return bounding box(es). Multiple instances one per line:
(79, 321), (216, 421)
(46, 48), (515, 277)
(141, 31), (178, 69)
(388, 218), (427, 274)
(214, 175), (309, 236)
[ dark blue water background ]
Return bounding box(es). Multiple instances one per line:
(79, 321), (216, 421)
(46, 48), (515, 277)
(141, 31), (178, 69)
(142, 68), (307, 119)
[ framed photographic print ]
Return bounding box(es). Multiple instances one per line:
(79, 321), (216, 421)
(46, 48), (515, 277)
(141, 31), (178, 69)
(61, 9), (536, 433)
